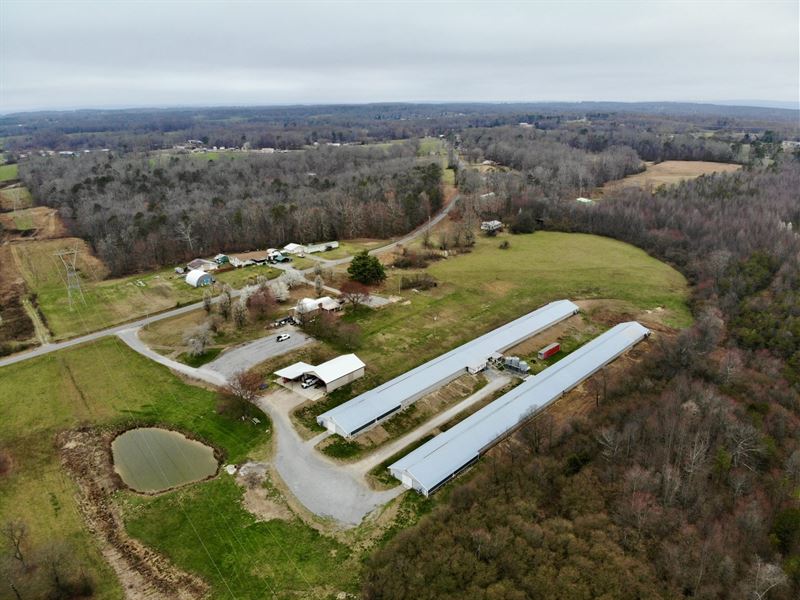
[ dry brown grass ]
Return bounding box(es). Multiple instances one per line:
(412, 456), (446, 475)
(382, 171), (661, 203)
(600, 160), (741, 195)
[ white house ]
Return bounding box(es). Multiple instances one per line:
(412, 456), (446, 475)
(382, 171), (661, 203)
(274, 354), (366, 393)
(185, 269), (213, 287)
(283, 243), (307, 255)
(294, 296), (341, 316)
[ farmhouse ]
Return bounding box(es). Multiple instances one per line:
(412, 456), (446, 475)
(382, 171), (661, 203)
(185, 269), (213, 287)
(317, 300), (580, 437)
(389, 321), (651, 496)
(274, 354), (365, 393)
(282, 243), (307, 255)
(294, 296), (341, 317)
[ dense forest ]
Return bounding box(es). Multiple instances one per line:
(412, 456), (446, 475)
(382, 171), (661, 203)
(364, 158), (800, 599)
(19, 143), (443, 274)
(2, 102), (797, 153)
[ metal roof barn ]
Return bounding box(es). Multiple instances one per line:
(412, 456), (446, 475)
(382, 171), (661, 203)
(316, 299), (580, 437)
(389, 321), (650, 496)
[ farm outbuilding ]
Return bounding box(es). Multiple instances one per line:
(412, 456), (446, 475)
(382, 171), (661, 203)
(282, 243), (307, 255)
(187, 258), (218, 272)
(185, 269), (213, 287)
(316, 299), (580, 438)
(389, 321), (651, 496)
(274, 354), (365, 393)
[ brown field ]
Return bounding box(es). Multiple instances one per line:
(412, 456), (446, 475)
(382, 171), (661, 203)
(599, 160), (741, 195)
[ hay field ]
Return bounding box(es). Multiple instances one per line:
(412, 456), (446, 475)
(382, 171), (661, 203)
(600, 160), (741, 194)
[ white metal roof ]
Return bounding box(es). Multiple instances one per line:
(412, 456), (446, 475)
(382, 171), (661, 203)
(274, 354), (365, 384)
(185, 269), (210, 286)
(274, 361), (314, 380)
(317, 300), (580, 436)
(389, 321), (650, 495)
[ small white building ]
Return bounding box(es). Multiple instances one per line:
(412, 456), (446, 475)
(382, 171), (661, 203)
(576, 197), (595, 204)
(480, 220), (503, 232)
(185, 269), (213, 287)
(274, 354), (366, 393)
(283, 243), (307, 255)
(294, 296), (341, 316)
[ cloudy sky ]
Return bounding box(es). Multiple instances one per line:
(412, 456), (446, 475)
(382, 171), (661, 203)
(1, 0), (798, 112)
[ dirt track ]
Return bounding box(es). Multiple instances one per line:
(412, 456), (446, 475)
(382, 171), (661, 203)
(58, 428), (209, 600)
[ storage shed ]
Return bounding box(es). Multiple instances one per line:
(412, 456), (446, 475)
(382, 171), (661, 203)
(317, 300), (580, 437)
(185, 269), (213, 287)
(389, 321), (651, 496)
(274, 354), (365, 393)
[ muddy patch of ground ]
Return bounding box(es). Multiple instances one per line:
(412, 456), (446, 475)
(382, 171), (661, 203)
(58, 428), (209, 600)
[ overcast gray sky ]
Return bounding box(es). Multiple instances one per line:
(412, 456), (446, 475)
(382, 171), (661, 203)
(1, 0), (798, 112)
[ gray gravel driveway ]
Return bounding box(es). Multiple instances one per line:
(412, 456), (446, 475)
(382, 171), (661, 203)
(203, 326), (311, 378)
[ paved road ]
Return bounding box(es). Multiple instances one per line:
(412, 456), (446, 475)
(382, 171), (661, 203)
(0, 193), (457, 369)
(203, 326), (312, 378)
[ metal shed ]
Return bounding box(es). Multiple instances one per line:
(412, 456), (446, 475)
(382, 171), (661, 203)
(316, 299), (580, 437)
(389, 321), (650, 496)
(275, 354), (365, 393)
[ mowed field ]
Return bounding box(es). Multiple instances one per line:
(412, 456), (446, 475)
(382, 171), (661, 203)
(9, 238), (281, 340)
(0, 162), (19, 181)
(0, 338), (270, 599)
(599, 160), (741, 194)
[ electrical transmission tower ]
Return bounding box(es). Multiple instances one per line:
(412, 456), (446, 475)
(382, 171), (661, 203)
(54, 248), (86, 310)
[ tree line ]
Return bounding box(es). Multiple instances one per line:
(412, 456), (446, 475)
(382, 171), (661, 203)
(19, 143), (443, 275)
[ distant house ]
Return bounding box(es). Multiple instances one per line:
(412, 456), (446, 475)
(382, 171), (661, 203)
(187, 258), (218, 272)
(294, 296), (341, 317)
(480, 220), (503, 233)
(185, 269), (213, 287)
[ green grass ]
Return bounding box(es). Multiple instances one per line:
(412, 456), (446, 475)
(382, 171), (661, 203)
(178, 347), (223, 367)
(300, 231), (690, 425)
(0, 338), (270, 598)
(13, 211), (35, 230)
(12, 240), (281, 341)
(121, 477), (354, 599)
(0, 162), (19, 181)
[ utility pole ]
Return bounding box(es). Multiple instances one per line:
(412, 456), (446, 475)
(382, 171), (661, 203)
(54, 248), (86, 310)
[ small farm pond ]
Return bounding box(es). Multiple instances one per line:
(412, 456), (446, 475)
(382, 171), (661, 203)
(111, 428), (218, 493)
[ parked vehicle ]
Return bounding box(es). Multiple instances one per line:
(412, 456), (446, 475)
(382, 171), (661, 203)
(301, 377), (318, 389)
(276, 333), (291, 342)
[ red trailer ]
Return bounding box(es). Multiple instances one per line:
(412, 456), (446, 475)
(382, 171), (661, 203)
(537, 342), (560, 360)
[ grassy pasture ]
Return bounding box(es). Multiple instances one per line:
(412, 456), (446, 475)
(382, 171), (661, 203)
(297, 231), (690, 426)
(599, 160), (741, 195)
(0, 338), (269, 599)
(10, 238), (280, 340)
(0, 162), (19, 181)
